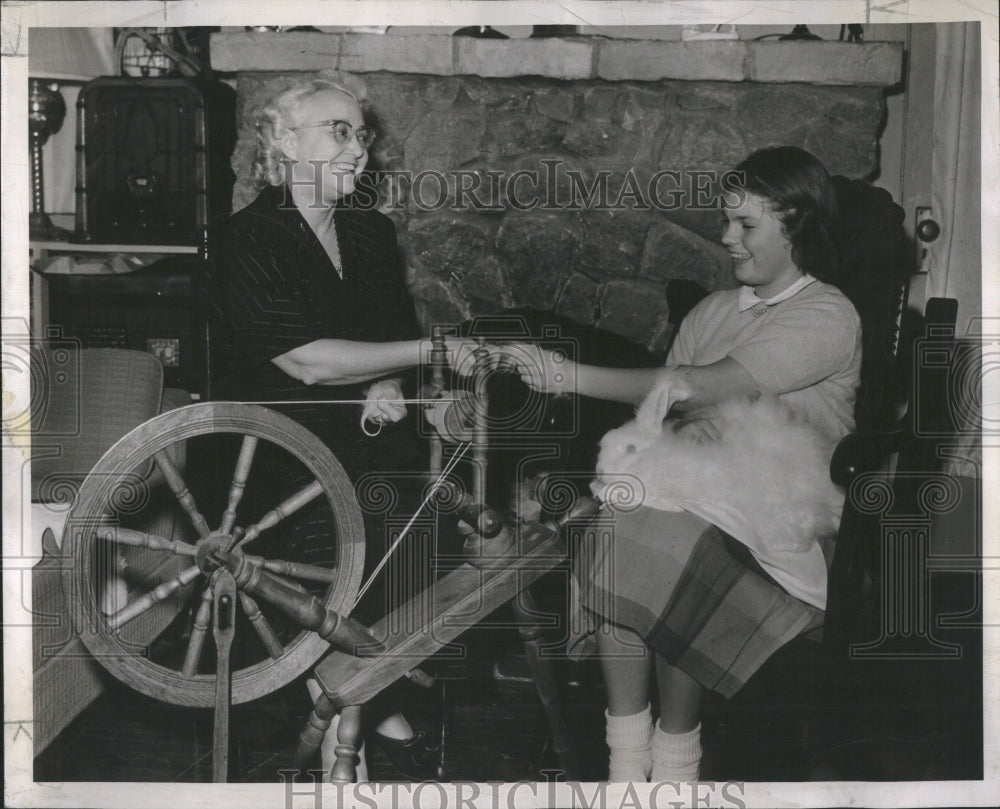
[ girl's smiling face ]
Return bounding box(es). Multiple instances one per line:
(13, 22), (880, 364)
(722, 192), (803, 298)
(282, 89), (369, 205)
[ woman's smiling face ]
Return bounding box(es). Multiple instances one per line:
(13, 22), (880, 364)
(283, 89), (369, 205)
(721, 191), (803, 298)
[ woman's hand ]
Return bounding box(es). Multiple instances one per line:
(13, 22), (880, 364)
(497, 342), (576, 395)
(361, 378), (407, 429)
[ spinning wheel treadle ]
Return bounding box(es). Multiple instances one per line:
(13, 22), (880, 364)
(61, 402), (366, 708)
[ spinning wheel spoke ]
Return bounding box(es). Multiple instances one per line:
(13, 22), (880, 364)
(97, 526), (196, 556)
(234, 480), (324, 549)
(107, 564), (201, 631)
(237, 591), (285, 659)
(220, 435), (258, 534)
(153, 449), (212, 538)
(243, 555), (339, 584)
(181, 587), (214, 677)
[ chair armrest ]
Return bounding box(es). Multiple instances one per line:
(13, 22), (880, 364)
(824, 424), (908, 657)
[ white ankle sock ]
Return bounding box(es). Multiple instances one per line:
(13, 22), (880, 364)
(605, 705), (654, 782)
(650, 722), (702, 782)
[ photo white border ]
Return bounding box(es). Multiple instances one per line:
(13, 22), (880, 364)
(3, 2), (997, 807)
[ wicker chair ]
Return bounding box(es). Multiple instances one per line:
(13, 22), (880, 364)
(31, 348), (192, 756)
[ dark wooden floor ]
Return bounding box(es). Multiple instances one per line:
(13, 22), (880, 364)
(34, 613), (982, 784)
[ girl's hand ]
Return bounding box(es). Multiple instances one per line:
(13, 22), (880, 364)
(672, 415), (721, 444)
(498, 343), (576, 395)
(361, 378), (407, 428)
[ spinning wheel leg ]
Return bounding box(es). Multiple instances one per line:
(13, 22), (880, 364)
(296, 691), (338, 772)
(513, 588), (581, 780)
(211, 569), (237, 782)
(330, 705), (364, 784)
(296, 693), (367, 784)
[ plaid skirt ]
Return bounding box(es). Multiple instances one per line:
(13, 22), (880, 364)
(580, 506), (824, 699)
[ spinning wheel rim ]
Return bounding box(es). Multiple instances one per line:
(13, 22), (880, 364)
(61, 402), (365, 707)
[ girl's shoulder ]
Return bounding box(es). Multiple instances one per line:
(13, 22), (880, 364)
(797, 280), (862, 324)
(689, 287), (741, 319)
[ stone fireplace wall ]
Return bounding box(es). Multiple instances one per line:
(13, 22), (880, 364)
(215, 33), (901, 354)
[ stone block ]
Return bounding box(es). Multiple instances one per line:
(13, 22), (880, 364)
(804, 88), (885, 177)
(674, 83), (740, 113)
(563, 120), (641, 161)
(456, 38), (593, 80)
(658, 116), (747, 172)
(407, 215), (496, 276)
(576, 211), (651, 281)
(423, 77), (464, 109)
(614, 89), (663, 134)
(583, 86), (622, 121)
(410, 272), (472, 330)
(598, 41), (745, 82)
(460, 256), (516, 313)
(485, 113), (568, 159)
(363, 74), (426, 133)
(734, 85), (820, 141)
(496, 212), (582, 310)
(404, 109), (486, 173)
(641, 221), (730, 290)
(339, 33), (454, 75)
(749, 41), (903, 86)
(211, 32), (342, 72)
(598, 280), (669, 350)
(556, 273), (601, 326)
(487, 154), (597, 211)
(462, 77), (535, 112)
(534, 87), (579, 122)
(805, 127), (881, 179)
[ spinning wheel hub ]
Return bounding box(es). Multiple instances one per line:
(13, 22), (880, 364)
(194, 533), (241, 575)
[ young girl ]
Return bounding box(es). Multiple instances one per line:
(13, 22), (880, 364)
(503, 146), (861, 781)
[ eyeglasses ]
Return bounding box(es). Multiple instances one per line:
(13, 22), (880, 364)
(291, 119), (377, 149)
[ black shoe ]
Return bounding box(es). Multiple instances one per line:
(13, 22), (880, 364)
(372, 730), (442, 780)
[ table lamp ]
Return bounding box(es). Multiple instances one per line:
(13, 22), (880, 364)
(28, 28), (115, 240)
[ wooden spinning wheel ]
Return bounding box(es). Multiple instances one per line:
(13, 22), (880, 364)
(61, 402), (367, 710)
(59, 336), (593, 782)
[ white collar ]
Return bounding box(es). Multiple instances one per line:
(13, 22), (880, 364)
(737, 274), (816, 312)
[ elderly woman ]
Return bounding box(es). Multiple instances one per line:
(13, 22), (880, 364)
(209, 70), (451, 780)
(503, 147), (861, 781)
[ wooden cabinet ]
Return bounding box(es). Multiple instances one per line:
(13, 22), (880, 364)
(35, 244), (209, 398)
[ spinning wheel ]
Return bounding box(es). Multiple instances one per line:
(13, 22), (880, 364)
(58, 335), (593, 782)
(61, 402), (367, 709)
